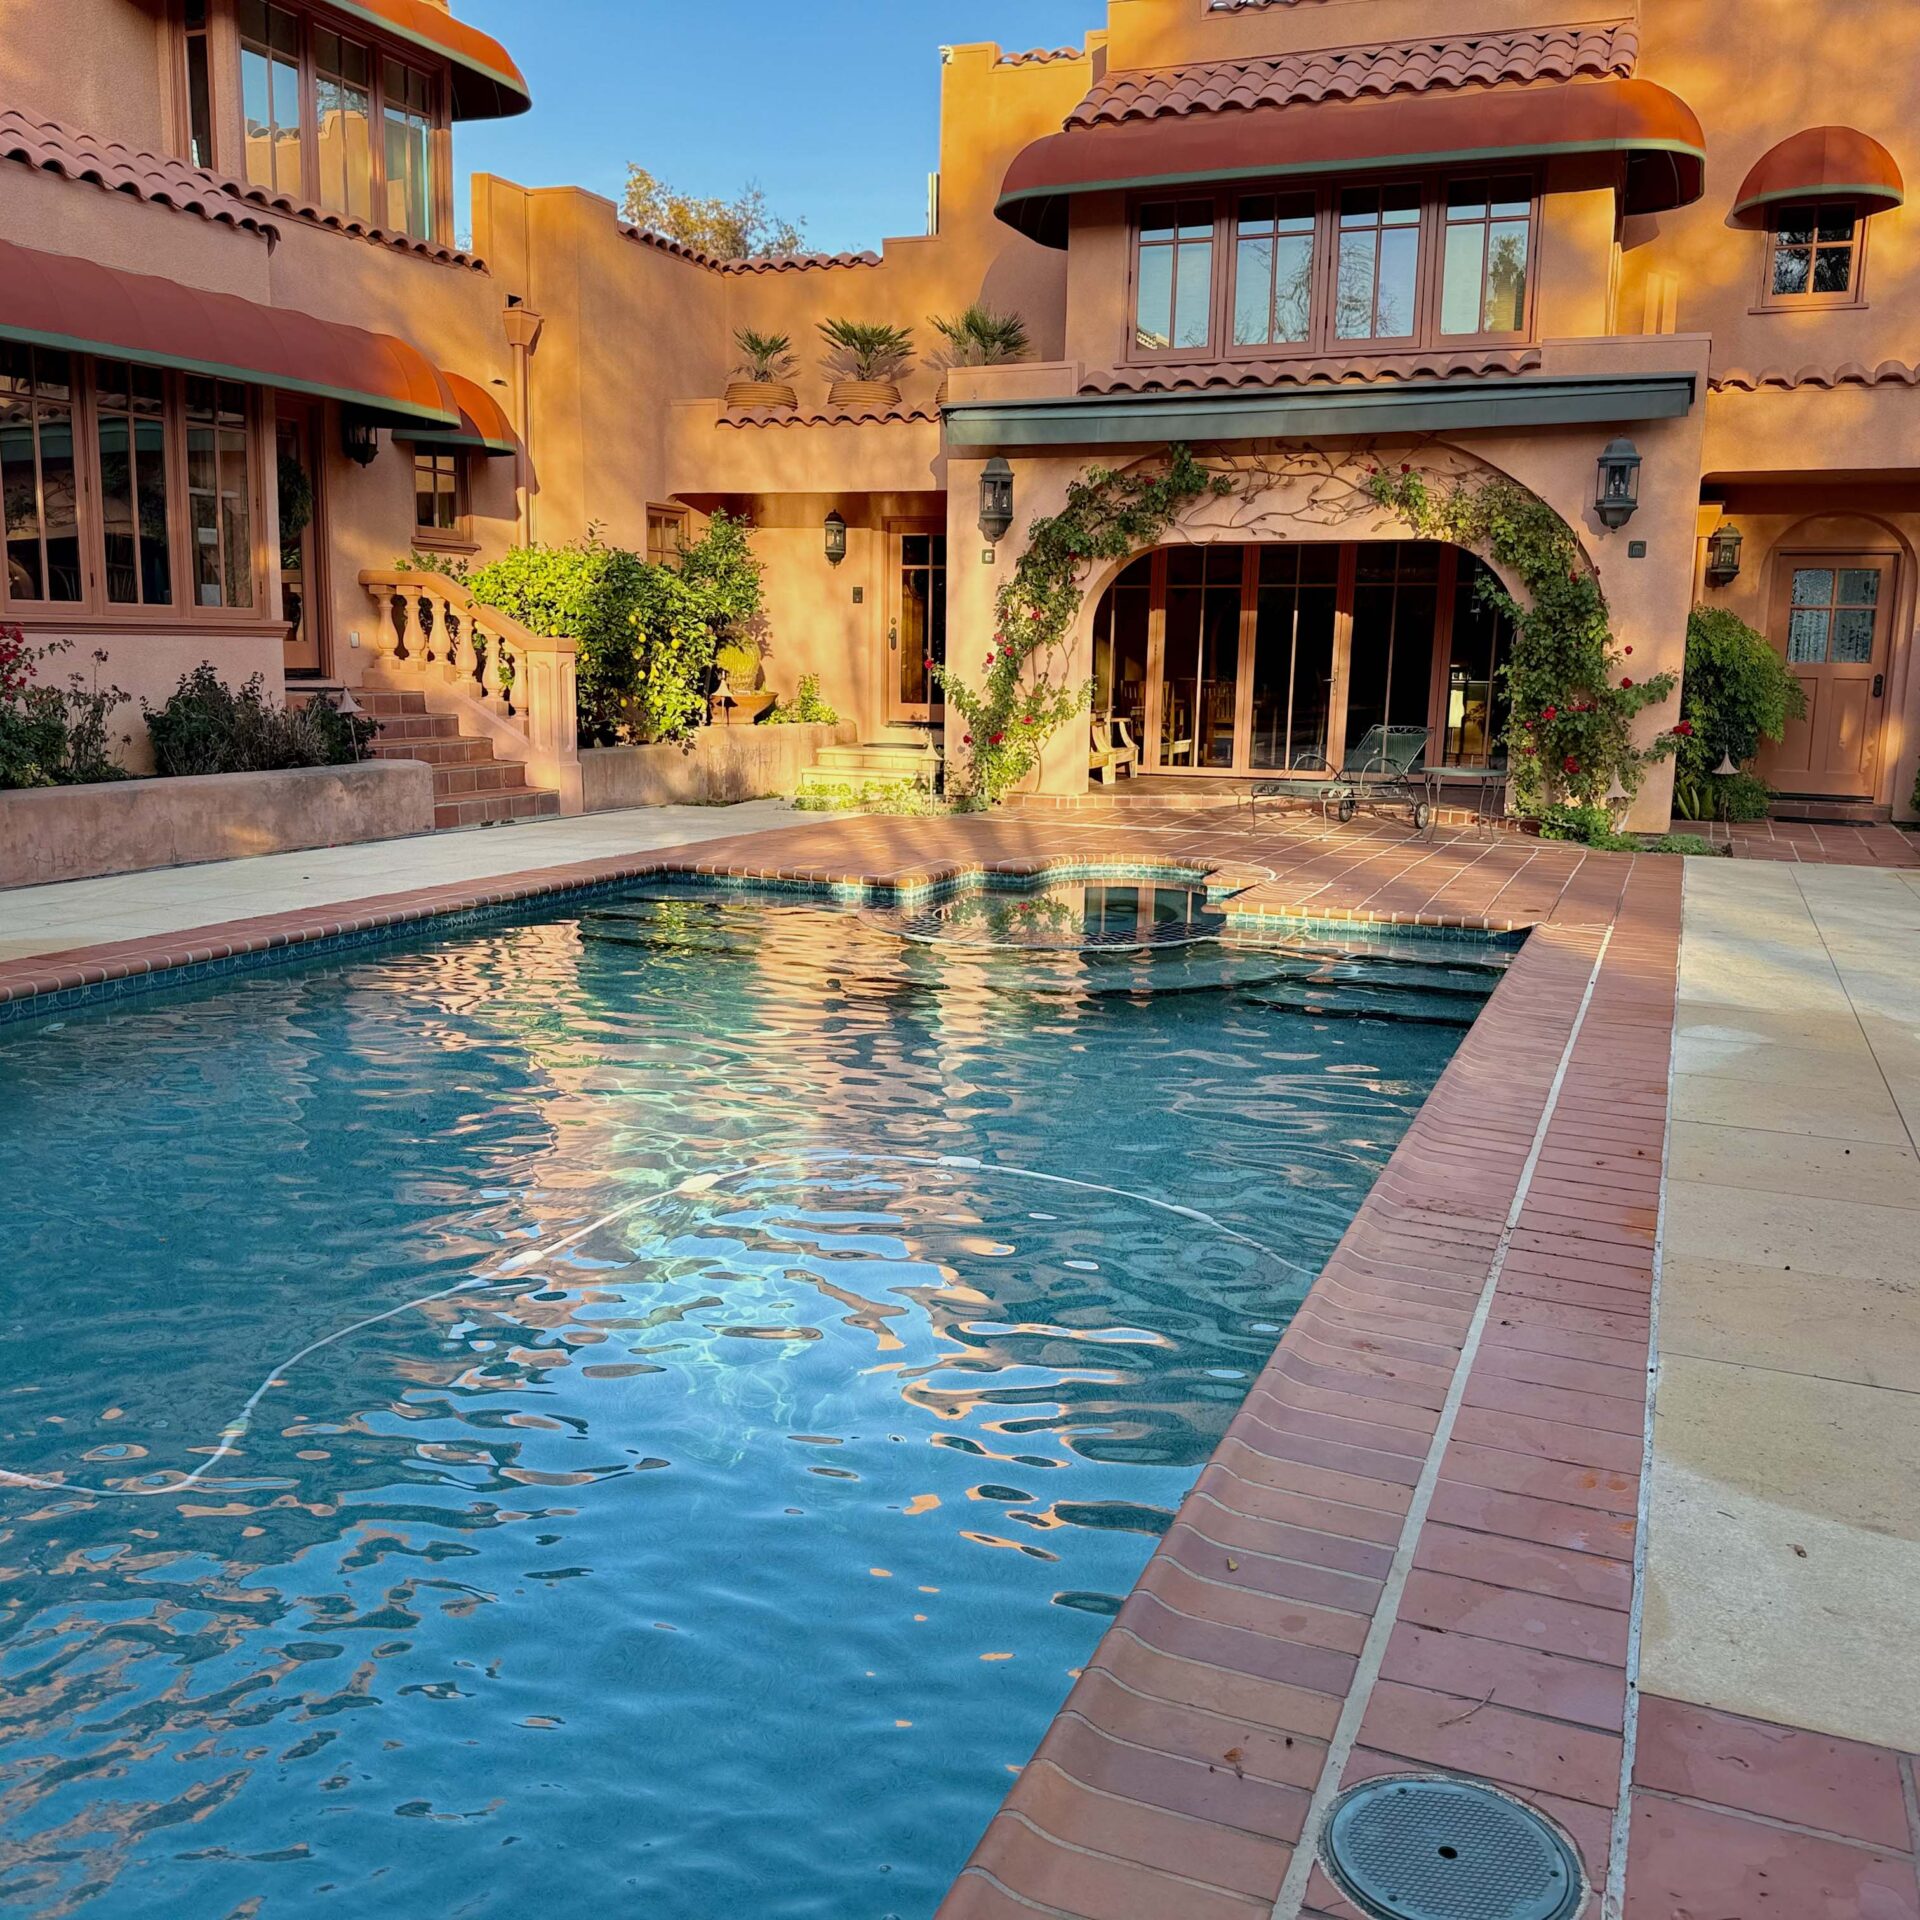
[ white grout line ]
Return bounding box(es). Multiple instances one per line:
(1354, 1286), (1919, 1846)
(1603, 874), (1683, 1919)
(1270, 924), (1617, 1920)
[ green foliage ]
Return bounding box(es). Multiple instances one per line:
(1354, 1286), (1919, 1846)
(733, 329), (796, 381)
(470, 537), (652, 745)
(713, 642), (760, 682)
(931, 305), (1031, 368)
(817, 318), (915, 382)
(276, 451), (314, 544)
(143, 664), (367, 776)
(764, 673), (840, 726)
(793, 777), (943, 815)
(1366, 469), (1679, 814)
(0, 630), (129, 788)
(1636, 832), (1725, 856)
(622, 166), (803, 258)
(935, 446), (1231, 807)
(1672, 607), (1805, 820)
(1536, 802), (1617, 843)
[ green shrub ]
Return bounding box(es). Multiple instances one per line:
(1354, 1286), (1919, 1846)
(143, 665), (366, 776)
(1673, 607), (1805, 819)
(1536, 802), (1616, 843)
(793, 778), (942, 815)
(0, 629), (129, 788)
(469, 538), (651, 746)
(764, 673), (839, 725)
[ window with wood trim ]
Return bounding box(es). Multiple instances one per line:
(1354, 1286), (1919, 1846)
(647, 505), (689, 567)
(1764, 202), (1865, 306)
(413, 451), (469, 542)
(233, 0), (445, 238)
(181, 0), (215, 170)
(1127, 172), (1538, 364)
(1, 345), (262, 619)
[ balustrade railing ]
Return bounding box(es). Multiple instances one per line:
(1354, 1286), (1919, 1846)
(358, 567), (582, 812)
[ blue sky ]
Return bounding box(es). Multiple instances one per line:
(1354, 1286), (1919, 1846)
(454, 1), (1099, 254)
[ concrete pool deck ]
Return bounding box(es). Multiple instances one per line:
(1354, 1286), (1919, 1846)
(2, 806), (1916, 1918)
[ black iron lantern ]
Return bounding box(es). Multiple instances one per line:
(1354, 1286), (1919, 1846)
(1595, 438), (1641, 530)
(823, 510), (847, 567)
(341, 414), (381, 467)
(978, 457), (1014, 546)
(1706, 521), (1744, 583)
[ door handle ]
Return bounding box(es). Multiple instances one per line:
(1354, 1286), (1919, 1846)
(1873, 672), (1885, 698)
(889, 622), (898, 652)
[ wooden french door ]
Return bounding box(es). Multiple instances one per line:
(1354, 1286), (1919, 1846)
(1759, 552), (1894, 798)
(886, 520), (946, 723)
(276, 406), (325, 676)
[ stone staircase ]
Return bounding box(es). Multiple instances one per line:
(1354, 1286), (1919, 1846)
(795, 727), (941, 802)
(359, 688), (562, 830)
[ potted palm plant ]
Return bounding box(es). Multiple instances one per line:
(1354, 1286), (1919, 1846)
(725, 329), (799, 411)
(930, 304), (1031, 405)
(818, 318), (915, 410)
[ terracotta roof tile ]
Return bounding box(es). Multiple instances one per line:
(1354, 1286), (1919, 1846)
(622, 226), (882, 274)
(0, 108), (278, 241)
(1080, 349), (1544, 394)
(1066, 23), (1638, 128)
(0, 109), (487, 270)
(1711, 360), (1920, 391)
(716, 402), (940, 428)
(996, 46), (1086, 68)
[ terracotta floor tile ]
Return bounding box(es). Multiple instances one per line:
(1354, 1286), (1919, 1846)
(1357, 1679), (1624, 1806)
(1413, 1521), (1634, 1611)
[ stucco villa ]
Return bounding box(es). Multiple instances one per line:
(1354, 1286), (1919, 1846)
(2, 0), (1916, 832)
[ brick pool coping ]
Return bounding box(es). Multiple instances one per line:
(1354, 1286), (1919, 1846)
(5, 812), (1907, 1916)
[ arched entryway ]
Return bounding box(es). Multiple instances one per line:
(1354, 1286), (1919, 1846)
(1089, 539), (1513, 781)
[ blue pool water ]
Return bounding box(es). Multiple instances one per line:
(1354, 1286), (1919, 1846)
(0, 883), (1476, 1918)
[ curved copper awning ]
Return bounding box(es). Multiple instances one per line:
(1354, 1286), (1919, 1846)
(997, 77), (1706, 246)
(0, 237), (459, 427)
(335, 0), (530, 119)
(398, 370), (522, 455)
(1730, 126), (1904, 228)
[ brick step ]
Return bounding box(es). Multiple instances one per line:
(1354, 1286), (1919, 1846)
(368, 734), (497, 768)
(432, 761), (530, 799)
(370, 710), (463, 743)
(434, 789), (562, 830)
(354, 687), (430, 717)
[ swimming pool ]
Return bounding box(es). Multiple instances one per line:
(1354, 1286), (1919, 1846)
(0, 878), (1496, 1917)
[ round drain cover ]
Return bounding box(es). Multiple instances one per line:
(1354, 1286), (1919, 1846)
(1320, 1775), (1584, 1920)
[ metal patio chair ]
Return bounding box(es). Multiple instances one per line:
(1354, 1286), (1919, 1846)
(1247, 725), (1433, 832)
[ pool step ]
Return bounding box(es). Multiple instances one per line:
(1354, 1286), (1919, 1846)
(1255, 956), (1502, 1002)
(1256, 934), (1519, 975)
(1241, 984), (1481, 1028)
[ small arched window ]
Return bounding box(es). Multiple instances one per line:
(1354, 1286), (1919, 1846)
(1732, 127), (1903, 312)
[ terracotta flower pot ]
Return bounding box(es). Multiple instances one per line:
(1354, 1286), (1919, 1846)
(827, 378), (901, 411)
(724, 379), (796, 410)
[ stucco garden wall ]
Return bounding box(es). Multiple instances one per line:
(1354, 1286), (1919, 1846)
(0, 761), (435, 888)
(579, 721), (854, 812)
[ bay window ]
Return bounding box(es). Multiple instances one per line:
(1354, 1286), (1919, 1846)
(1128, 172), (1538, 363)
(230, 2), (444, 240)
(0, 347), (261, 621)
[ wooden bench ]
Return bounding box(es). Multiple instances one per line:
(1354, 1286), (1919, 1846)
(1090, 718), (1140, 786)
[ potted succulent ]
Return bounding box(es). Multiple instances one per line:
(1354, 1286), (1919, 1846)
(818, 318), (915, 410)
(725, 329), (799, 411)
(930, 304), (1031, 406)
(710, 639), (775, 724)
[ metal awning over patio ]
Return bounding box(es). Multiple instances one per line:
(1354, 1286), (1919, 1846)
(0, 237), (460, 428)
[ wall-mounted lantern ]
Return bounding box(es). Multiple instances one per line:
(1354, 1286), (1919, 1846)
(1595, 438), (1641, 530)
(823, 510), (847, 567)
(341, 415), (381, 467)
(978, 457), (1015, 546)
(1706, 521), (1744, 584)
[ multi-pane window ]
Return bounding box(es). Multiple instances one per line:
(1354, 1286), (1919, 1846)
(97, 363), (174, 607)
(1787, 567), (1880, 664)
(239, 0), (303, 197)
(646, 505), (688, 567)
(414, 451), (465, 537)
(1, 353), (259, 619)
(1440, 177), (1532, 335)
(383, 60), (434, 236)
(185, 378), (254, 610)
(1134, 200), (1215, 352)
(182, 0), (214, 170)
(1768, 203), (1861, 302)
(1131, 174), (1538, 362)
(1, 347), (82, 605)
(1233, 192), (1316, 348)
(314, 28), (374, 223)
(229, 4), (440, 238)
(1334, 184), (1422, 341)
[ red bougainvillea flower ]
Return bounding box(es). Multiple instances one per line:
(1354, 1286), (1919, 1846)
(1620, 676), (1633, 688)
(1400, 463), (1411, 474)
(1564, 756), (1580, 774)
(1673, 720), (1695, 737)
(990, 731), (1004, 744)
(1541, 705), (1558, 722)
(1624, 645), (1633, 655)
(962, 734), (973, 745)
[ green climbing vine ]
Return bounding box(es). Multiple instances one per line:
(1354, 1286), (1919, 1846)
(933, 446), (1231, 808)
(1366, 467), (1680, 814)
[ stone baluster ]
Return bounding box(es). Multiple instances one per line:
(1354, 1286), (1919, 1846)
(387, 589), (412, 662)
